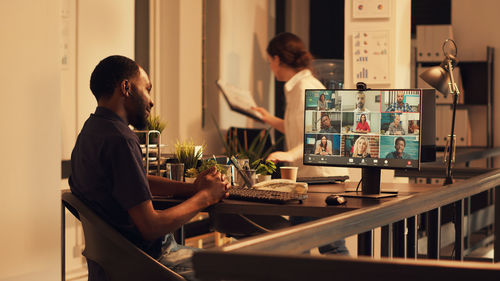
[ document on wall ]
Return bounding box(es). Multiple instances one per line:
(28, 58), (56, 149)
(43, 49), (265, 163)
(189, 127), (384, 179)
(216, 79), (263, 122)
(352, 30), (390, 84)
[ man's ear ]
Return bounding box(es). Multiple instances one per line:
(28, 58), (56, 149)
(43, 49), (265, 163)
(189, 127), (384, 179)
(120, 80), (130, 96)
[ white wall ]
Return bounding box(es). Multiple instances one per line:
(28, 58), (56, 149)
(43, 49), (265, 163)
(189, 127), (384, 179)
(344, 0), (411, 89)
(153, 0), (205, 151)
(452, 0), (500, 166)
(61, 0), (135, 160)
(0, 1), (60, 280)
(154, 0), (274, 154)
(344, 0), (411, 183)
(60, 0), (135, 277)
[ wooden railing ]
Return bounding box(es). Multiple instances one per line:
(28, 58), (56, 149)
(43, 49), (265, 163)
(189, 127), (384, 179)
(193, 169), (500, 280)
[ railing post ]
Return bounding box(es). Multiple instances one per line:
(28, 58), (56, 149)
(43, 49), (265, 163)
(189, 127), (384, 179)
(427, 207), (441, 259)
(454, 199), (464, 260)
(381, 225), (392, 257)
(62, 201), (66, 281)
(393, 219), (407, 258)
(407, 216), (417, 259)
(495, 185), (500, 262)
(358, 230), (373, 257)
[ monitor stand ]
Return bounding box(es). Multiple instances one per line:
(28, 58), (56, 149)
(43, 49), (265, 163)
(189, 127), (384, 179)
(339, 167), (397, 199)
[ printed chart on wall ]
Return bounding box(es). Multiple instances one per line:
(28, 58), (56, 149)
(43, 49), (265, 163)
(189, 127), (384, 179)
(352, 30), (390, 84)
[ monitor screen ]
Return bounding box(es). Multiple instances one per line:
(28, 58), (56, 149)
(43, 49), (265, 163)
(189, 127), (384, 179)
(303, 89), (421, 170)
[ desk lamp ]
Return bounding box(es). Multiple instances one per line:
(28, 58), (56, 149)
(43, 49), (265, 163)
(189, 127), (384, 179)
(419, 39), (459, 185)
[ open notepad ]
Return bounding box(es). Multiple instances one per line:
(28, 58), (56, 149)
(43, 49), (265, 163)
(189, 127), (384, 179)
(216, 79), (263, 122)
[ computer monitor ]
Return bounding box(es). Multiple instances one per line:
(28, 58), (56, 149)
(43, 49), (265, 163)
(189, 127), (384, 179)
(303, 89), (422, 198)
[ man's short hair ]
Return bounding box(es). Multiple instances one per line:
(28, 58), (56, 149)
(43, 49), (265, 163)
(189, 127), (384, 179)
(90, 55), (139, 101)
(395, 137), (406, 146)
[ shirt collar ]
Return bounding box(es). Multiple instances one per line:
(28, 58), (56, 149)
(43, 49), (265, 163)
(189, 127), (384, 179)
(284, 69), (312, 93)
(94, 106), (127, 125)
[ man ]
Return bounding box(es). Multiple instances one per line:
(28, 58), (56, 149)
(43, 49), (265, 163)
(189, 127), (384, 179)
(388, 114), (405, 135)
(319, 114), (338, 133)
(69, 55), (229, 280)
(353, 92), (370, 113)
(385, 137), (412, 159)
(386, 92), (414, 112)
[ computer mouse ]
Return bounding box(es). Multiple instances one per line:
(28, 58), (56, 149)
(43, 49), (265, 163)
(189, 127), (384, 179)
(325, 195), (347, 206)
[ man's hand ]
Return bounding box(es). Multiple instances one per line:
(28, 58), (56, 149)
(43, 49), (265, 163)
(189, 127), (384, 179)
(194, 167), (229, 206)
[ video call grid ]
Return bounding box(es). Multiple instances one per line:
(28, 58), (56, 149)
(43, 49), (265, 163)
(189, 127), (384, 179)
(304, 89), (422, 160)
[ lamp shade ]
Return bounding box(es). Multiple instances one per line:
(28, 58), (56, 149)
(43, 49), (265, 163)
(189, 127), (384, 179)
(419, 66), (450, 97)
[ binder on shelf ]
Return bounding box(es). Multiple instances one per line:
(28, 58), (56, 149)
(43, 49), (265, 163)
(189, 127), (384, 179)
(435, 106), (470, 147)
(416, 25), (454, 63)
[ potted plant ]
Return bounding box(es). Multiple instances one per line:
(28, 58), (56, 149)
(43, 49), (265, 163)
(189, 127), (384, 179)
(211, 115), (283, 164)
(184, 168), (199, 183)
(137, 115), (167, 144)
(174, 140), (204, 182)
(251, 159), (276, 183)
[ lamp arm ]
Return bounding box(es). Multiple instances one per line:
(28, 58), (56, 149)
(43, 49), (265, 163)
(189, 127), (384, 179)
(446, 59), (460, 96)
(444, 60), (459, 185)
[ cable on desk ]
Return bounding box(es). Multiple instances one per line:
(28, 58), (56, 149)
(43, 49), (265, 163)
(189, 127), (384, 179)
(356, 177), (363, 193)
(238, 214), (271, 233)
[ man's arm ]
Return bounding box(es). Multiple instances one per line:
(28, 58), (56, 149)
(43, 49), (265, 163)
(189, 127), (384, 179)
(129, 167), (228, 241)
(148, 175), (197, 197)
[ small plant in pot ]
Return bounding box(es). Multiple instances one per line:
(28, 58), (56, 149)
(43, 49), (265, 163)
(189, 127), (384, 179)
(251, 159), (276, 183)
(137, 115), (167, 144)
(184, 168), (199, 183)
(174, 140), (204, 183)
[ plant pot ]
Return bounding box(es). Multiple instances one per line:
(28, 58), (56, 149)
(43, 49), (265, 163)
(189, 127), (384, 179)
(257, 174), (271, 183)
(185, 177), (196, 183)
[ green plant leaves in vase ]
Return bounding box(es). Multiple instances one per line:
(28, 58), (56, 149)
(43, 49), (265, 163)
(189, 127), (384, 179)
(211, 115), (283, 163)
(251, 159), (276, 175)
(174, 140), (204, 173)
(198, 159), (229, 175)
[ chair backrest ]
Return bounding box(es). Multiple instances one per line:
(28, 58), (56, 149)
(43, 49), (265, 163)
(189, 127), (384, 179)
(62, 191), (185, 281)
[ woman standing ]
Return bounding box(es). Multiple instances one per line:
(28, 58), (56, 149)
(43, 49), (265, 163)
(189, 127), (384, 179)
(253, 32), (348, 179)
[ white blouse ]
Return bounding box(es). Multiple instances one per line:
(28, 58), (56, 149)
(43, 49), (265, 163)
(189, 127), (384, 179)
(283, 69), (349, 177)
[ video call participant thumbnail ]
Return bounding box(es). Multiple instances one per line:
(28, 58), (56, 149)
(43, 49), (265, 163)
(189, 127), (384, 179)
(386, 92), (414, 112)
(355, 113), (370, 133)
(352, 136), (371, 158)
(315, 135), (333, 156)
(380, 136), (419, 160)
(388, 114), (405, 135)
(317, 93), (327, 111)
(385, 137), (411, 159)
(341, 135), (379, 158)
(319, 113), (340, 133)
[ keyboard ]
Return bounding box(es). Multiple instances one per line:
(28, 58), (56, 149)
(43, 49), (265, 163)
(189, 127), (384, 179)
(227, 187), (307, 204)
(297, 176), (349, 185)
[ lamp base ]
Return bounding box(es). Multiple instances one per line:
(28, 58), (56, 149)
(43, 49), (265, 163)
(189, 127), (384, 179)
(444, 176), (453, 186)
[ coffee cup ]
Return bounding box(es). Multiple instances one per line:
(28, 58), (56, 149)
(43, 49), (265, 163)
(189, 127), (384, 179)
(280, 166), (298, 182)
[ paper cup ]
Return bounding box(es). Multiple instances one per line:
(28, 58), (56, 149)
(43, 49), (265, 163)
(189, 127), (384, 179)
(280, 166), (298, 182)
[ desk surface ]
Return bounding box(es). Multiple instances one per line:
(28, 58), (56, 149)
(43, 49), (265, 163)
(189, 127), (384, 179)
(153, 182), (438, 217)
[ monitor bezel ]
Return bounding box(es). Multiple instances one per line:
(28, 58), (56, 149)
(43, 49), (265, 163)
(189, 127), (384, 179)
(303, 88), (422, 171)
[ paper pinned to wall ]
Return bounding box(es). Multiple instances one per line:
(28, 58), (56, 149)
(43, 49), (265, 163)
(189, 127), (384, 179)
(352, 30), (390, 84)
(352, 0), (390, 19)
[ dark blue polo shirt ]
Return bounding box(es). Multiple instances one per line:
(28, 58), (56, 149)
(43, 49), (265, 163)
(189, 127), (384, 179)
(69, 106), (162, 258)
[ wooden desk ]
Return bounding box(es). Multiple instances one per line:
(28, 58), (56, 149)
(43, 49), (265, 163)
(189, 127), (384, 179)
(153, 182), (436, 217)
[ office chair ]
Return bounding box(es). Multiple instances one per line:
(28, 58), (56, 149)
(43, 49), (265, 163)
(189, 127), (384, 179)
(62, 191), (185, 281)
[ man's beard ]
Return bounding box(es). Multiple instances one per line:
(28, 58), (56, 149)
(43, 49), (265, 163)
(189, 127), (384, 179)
(127, 88), (148, 130)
